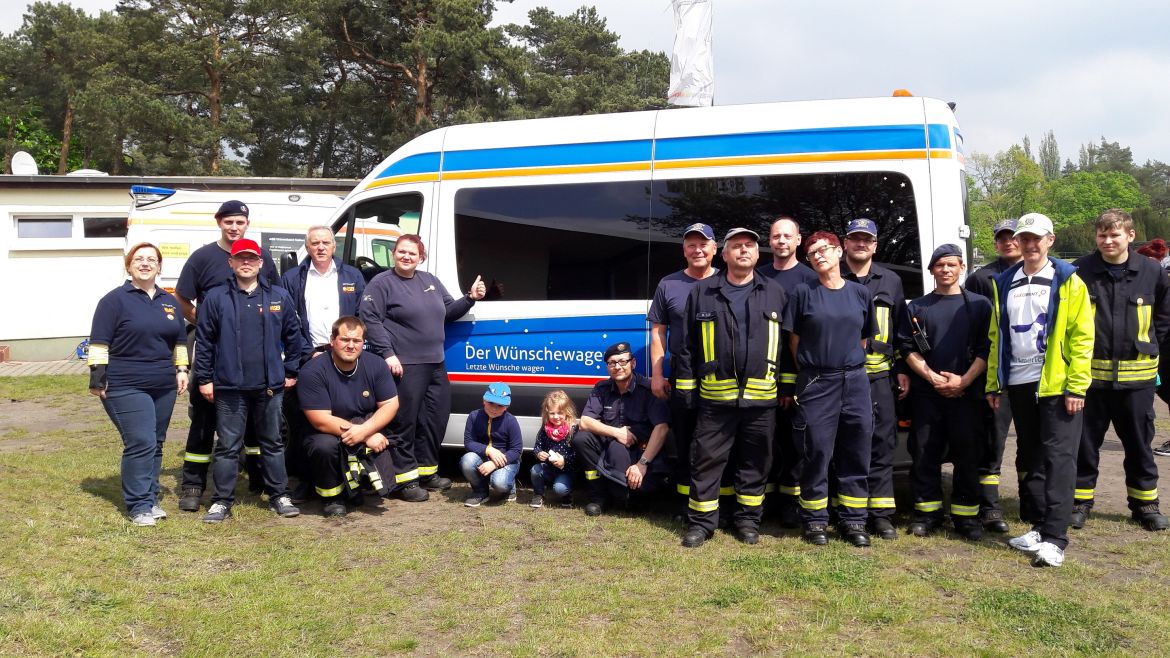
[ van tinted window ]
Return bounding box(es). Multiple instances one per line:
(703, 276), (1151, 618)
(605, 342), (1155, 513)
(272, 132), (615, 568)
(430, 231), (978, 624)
(339, 193), (422, 279)
(454, 182), (652, 301)
(650, 172), (923, 298)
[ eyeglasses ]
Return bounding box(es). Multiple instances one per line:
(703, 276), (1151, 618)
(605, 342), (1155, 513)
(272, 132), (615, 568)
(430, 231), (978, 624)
(231, 254), (261, 263)
(131, 256), (159, 264)
(808, 245), (837, 258)
(606, 357), (632, 368)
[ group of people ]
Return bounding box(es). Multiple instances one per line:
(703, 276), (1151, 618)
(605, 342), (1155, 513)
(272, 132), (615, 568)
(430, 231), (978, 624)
(88, 198), (1170, 569)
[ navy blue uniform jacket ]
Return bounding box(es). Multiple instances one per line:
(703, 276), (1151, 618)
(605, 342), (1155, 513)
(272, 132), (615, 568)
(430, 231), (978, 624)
(279, 256), (366, 351)
(194, 276), (306, 390)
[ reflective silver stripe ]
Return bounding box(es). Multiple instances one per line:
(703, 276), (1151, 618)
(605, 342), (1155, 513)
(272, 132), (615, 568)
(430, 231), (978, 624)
(184, 452), (212, 464)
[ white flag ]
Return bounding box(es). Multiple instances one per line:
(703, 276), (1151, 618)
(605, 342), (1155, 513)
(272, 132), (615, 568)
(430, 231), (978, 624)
(669, 0), (714, 107)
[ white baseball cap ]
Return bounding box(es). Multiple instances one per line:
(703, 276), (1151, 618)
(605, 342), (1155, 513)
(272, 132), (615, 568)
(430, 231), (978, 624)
(1014, 212), (1054, 237)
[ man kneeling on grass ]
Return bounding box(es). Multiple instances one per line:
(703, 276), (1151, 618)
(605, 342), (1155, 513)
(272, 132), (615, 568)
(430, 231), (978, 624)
(297, 316), (401, 517)
(461, 383), (523, 507)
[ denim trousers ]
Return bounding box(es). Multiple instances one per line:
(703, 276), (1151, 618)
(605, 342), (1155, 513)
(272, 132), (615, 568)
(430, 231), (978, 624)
(213, 388), (288, 505)
(460, 452), (519, 497)
(530, 461), (573, 497)
(101, 387), (177, 516)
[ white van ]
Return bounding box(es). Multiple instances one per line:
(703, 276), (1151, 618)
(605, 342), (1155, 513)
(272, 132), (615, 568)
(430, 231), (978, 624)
(315, 95), (970, 449)
(125, 186), (346, 291)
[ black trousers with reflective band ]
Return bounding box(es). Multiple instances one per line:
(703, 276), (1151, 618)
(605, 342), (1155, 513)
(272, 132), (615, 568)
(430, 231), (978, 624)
(795, 366), (872, 525)
(907, 393), (984, 522)
(978, 393), (1013, 512)
(769, 404), (801, 498)
(180, 380), (263, 489)
(686, 405), (774, 535)
(304, 432), (397, 500)
(867, 375), (898, 519)
(669, 389), (698, 502)
(572, 430), (666, 503)
(386, 361), (450, 488)
(1008, 383), (1081, 550)
(1077, 385), (1159, 512)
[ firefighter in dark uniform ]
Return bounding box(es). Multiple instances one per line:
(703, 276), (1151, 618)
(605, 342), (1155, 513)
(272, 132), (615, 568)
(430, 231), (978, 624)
(785, 231), (876, 547)
(298, 316), (400, 517)
(900, 244), (993, 540)
(572, 342), (671, 516)
(1072, 209), (1170, 532)
(675, 227), (792, 548)
(842, 218), (908, 540)
(965, 218), (1021, 533)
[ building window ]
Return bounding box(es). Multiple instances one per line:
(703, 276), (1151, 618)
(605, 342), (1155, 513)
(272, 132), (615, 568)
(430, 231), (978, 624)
(16, 217), (72, 239)
(83, 217), (128, 238)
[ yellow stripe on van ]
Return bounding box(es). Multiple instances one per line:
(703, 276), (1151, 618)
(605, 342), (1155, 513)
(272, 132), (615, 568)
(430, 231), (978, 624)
(443, 161), (652, 181)
(127, 217), (327, 230)
(367, 173), (442, 188)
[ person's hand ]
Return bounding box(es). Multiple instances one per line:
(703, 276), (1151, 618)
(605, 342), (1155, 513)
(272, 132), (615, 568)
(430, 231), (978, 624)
(176, 371), (189, 395)
(199, 382), (214, 403)
(617, 427), (637, 447)
(477, 460), (498, 476)
(986, 393), (999, 411)
(651, 374), (670, 400)
(536, 451), (549, 462)
(366, 432), (389, 453)
(341, 422), (373, 446)
(778, 395), (793, 410)
(385, 355), (403, 377)
(284, 376), (297, 389)
(626, 462), (646, 490)
(549, 453), (565, 469)
(896, 374), (910, 400)
(468, 275), (487, 301)
(311, 351), (323, 359)
(1065, 394), (1084, 415)
(486, 445), (508, 468)
(88, 387), (106, 399)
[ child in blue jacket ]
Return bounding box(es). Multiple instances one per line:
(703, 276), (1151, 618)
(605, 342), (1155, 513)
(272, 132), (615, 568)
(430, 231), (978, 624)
(460, 383), (523, 507)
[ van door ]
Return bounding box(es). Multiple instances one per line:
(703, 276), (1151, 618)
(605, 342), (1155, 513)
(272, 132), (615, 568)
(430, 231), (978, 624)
(333, 185), (431, 281)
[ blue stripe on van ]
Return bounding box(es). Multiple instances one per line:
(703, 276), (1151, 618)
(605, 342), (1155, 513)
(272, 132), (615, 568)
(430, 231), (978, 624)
(442, 139), (653, 172)
(371, 123), (955, 181)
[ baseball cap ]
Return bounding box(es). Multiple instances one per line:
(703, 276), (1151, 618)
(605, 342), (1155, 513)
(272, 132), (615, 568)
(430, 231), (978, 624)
(230, 238), (261, 257)
(1014, 212), (1054, 237)
(992, 218), (1016, 236)
(682, 223), (715, 240)
(723, 227), (761, 244)
(483, 382), (511, 405)
(845, 218), (878, 238)
(215, 200), (249, 220)
(928, 243), (964, 269)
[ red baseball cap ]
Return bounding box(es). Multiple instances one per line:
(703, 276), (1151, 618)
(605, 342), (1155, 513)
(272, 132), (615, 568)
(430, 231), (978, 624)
(230, 239), (261, 257)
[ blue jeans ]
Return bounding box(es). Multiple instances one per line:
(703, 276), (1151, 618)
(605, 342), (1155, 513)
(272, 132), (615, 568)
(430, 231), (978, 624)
(460, 452), (519, 497)
(530, 462), (573, 498)
(101, 387), (177, 516)
(213, 389), (288, 505)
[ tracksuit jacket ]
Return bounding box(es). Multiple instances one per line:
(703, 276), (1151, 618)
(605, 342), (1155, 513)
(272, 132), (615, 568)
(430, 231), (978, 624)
(279, 256), (366, 353)
(194, 276), (306, 390)
(674, 272), (795, 408)
(1072, 249), (1170, 389)
(986, 257), (1095, 398)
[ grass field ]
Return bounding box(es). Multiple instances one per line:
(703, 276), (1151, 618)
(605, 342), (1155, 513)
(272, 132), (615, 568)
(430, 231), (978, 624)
(1, 375), (1169, 657)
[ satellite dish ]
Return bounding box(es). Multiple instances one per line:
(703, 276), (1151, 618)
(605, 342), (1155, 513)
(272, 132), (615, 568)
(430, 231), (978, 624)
(67, 169), (108, 176)
(11, 151), (38, 175)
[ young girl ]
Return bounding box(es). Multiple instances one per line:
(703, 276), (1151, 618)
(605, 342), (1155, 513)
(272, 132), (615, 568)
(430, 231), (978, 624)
(529, 390), (578, 508)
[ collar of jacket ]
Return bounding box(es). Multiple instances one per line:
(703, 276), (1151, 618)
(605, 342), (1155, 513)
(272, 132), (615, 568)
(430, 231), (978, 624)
(1084, 248), (1140, 274)
(714, 270), (767, 295)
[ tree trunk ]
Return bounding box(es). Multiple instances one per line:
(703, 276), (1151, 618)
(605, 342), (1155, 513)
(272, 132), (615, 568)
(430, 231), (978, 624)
(414, 52), (428, 124)
(58, 97), (74, 174)
(110, 129), (124, 175)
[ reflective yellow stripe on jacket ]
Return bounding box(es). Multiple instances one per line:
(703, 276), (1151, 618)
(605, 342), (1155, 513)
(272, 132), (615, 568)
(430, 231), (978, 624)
(865, 305), (892, 374)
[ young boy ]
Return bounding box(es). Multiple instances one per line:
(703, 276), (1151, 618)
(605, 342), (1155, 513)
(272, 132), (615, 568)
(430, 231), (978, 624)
(460, 383), (524, 507)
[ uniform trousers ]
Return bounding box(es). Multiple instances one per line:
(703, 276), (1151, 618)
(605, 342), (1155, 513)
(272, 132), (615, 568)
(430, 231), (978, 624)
(795, 366), (872, 525)
(180, 337), (262, 490)
(1008, 383), (1081, 550)
(978, 393), (1013, 513)
(867, 374), (898, 519)
(686, 405), (774, 535)
(1077, 385), (1160, 513)
(908, 393), (985, 523)
(304, 431), (396, 500)
(386, 361), (450, 488)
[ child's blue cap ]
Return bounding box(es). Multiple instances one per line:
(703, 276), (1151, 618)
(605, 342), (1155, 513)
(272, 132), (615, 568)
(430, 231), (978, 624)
(483, 382), (511, 405)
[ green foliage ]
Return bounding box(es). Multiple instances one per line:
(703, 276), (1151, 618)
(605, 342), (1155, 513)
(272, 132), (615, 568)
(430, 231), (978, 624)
(1046, 170), (1147, 230)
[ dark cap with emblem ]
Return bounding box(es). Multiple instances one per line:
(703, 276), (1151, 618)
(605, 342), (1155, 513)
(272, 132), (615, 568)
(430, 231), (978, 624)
(215, 199), (249, 220)
(683, 223), (715, 241)
(604, 341), (632, 362)
(846, 218), (878, 237)
(928, 243), (964, 268)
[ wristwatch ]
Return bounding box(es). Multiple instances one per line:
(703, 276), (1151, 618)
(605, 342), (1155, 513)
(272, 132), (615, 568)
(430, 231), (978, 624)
(637, 456), (650, 467)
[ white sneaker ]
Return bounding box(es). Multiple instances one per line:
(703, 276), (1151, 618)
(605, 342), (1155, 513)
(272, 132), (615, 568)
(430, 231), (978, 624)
(1031, 542), (1065, 567)
(150, 505), (167, 520)
(130, 513), (156, 527)
(1008, 530), (1042, 551)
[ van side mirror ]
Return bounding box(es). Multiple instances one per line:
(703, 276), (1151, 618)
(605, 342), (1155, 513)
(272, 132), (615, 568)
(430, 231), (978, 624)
(279, 251), (298, 276)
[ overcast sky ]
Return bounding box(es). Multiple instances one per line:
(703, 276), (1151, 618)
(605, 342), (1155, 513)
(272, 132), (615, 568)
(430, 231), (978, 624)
(5, 0), (1168, 165)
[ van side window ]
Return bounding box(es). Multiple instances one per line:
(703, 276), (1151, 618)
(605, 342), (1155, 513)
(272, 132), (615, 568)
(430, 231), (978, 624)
(340, 193), (423, 279)
(650, 172), (923, 298)
(454, 182), (651, 301)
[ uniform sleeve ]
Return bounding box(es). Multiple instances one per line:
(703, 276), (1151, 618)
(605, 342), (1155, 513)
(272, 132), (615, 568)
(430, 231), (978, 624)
(966, 268), (991, 301)
(439, 275), (475, 323)
(1153, 265), (1170, 346)
(262, 250), (279, 287)
(280, 290), (305, 377)
(582, 383), (605, 420)
(972, 297), (993, 361)
(297, 365), (331, 411)
(464, 411), (489, 457)
(647, 393), (670, 427)
(503, 414), (524, 464)
(89, 291), (119, 345)
(986, 279), (1003, 394)
(372, 361), (398, 401)
(175, 256), (199, 302)
(860, 288), (877, 340)
(890, 281), (910, 376)
(897, 300), (918, 357)
(358, 275), (397, 359)
(1063, 274), (1096, 397)
(782, 286), (801, 334)
(194, 294), (220, 386)
(672, 287), (699, 407)
(647, 282), (669, 325)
